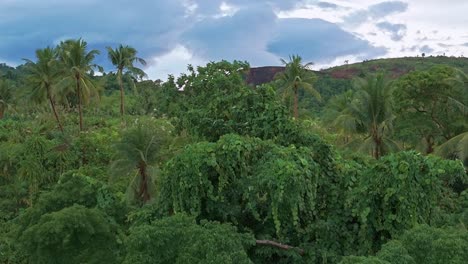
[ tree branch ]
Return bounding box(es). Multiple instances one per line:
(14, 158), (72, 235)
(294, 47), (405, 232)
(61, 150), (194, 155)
(255, 239), (305, 255)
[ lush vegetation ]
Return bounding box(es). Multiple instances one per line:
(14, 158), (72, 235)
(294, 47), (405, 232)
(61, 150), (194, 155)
(0, 40), (467, 263)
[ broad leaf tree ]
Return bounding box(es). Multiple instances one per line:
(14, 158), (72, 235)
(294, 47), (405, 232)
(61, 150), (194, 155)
(393, 66), (468, 153)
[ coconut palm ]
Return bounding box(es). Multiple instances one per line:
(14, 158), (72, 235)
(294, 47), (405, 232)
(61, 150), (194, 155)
(328, 74), (398, 159)
(57, 39), (101, 131)
(276, 55), (320, 119)
(23, 47), (64, 132)
(0, 79), (14, 119)
(436, 132), (468, 168)
(435, 72), (468, 166)
(322, 90), (355, 144)
(106, 45), (147, 117)
(111, 119), (171, 204)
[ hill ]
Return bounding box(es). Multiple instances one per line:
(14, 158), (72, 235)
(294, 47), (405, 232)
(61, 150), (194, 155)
(247, 56), (468, 85)
(246, 56), (468, 111)
(322, 56), (468, 78)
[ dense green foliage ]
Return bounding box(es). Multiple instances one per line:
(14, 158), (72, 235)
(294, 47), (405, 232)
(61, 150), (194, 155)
(0, 43), (467, 263)
(124, 214), (254, 264)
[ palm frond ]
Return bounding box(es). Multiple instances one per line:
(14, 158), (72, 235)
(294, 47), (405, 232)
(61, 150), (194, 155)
(435, 132), (468, 166)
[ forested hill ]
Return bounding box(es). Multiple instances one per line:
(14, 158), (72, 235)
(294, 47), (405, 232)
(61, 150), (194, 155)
(245, 56), (468, 113)
(246, 56), (468, 85)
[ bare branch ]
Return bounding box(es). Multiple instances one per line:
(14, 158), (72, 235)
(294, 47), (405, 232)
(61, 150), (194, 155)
(255, 239), (305, 255)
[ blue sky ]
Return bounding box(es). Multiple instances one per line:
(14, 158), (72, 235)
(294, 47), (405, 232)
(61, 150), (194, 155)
(1, 0), (468, 79)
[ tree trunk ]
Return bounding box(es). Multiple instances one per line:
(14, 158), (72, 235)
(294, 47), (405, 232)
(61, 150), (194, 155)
(0, 108), (4, 119)
(138, 162), (151, 203)
(118, 70), (125, 117)
(48, 93), (63, 132)
(374, 145), (381, 159)
(372, 135), (381, 159)
(76, 77), (84, 131)
(425, 135), (435, 154)
(293, 85), (299, 119)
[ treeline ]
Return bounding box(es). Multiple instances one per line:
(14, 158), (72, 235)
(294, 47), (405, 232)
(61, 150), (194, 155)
(0, 40), (467, 263)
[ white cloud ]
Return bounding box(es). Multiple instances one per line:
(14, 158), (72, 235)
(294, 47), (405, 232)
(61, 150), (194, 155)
(145, 45), (206, 80)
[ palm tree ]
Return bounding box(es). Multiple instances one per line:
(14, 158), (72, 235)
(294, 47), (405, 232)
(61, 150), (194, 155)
(57, 39), (101, 131)
(111, 119), (171, 204)
(0, 79), (15, 119)
(276, 55), (320, 119)
(322, 90), (355, 144)
(23, 47), (64, 132)
(328, 74), (398, 159)
(106, 45), (147, 117)
(436, 132), (468, 168)
(435, 73), (468, 167)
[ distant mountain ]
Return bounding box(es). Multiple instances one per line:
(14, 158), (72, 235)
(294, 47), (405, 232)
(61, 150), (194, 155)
(245, 66), (285, 86)
(247, 56), (468, 85)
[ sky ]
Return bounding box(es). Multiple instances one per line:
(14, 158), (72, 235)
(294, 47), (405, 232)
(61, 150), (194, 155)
(1, 0), (468, 80)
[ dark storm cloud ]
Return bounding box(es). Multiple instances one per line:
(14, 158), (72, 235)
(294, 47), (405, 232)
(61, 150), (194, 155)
(0, 0), (187, 65)
(0, 0), (389, 72)
(181, 3), (279, 65)
(268, 18), (387, 63)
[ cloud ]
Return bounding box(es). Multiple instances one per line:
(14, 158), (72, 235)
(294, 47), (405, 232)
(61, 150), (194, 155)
(191, 0), (301, 16)
(316, 2), (339, 9)
(181, 3), (279, 65)
(0, 0), (188, 65)
(420, 45), (434, 53)
(344, 1), (408, 26)
(368, 1), (408, 17)
(267, 18), (387, 63)
(3, 0), (467, 80)
(376, 21), (407, 41)
(438, 43), (453, 48)
(145, 45), (206, 80)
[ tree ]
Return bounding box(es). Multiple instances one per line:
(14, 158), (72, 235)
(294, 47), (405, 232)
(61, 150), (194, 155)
(436, 132), (468, 167)
(349, 151), (465, 252)
(57, 39), (101, 131)
(393, 66), (468, 153)
(124, 214), (254, 264)
(112, 119), (172, 204)
(276, 55), (320, 119)
(23, 47), (64, 132)
(322, 90), (355, 144)
(19, 205), (119, 264)
(326, 74), (398, 159)
(106, 44), (147, 117)
(0, 79), (14, 119)
(393, 225), (468, 264)
(171, 61), (297, 142)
